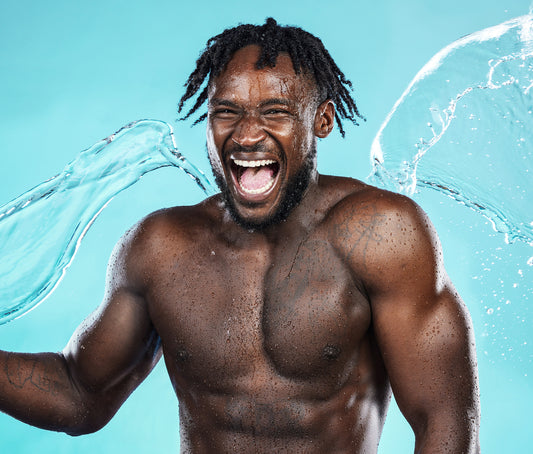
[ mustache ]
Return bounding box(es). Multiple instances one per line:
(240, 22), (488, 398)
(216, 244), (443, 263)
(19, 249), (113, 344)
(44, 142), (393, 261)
(225, 142), (271, 154)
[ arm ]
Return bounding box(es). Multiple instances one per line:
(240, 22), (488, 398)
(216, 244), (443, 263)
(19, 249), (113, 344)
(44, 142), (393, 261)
(333, 191), (480, 453)
(0, 224), (161, 435)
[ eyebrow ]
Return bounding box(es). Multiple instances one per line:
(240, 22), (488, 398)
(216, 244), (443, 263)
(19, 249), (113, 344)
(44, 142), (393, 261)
(209, 99), (240, 108)
(209, 98), (294, 108)
(258, 98), (292, 108)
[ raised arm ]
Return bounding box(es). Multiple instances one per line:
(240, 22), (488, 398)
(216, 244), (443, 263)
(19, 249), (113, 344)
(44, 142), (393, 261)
(0, 223), (161, 435)
(332, 190), (480, 453)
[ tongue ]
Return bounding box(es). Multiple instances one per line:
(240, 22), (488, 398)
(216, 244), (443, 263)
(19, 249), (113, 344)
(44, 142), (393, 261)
(240, 166), (275, 191)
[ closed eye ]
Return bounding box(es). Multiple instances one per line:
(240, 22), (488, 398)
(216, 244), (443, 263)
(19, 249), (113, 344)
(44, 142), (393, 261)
(211, 108), (240, 119)
(265, 109), (288, 114)
(263, 108), (293, 118)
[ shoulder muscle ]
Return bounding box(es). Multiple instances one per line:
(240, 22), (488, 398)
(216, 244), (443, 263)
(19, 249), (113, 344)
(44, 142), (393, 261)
(327, 188), (445, 297)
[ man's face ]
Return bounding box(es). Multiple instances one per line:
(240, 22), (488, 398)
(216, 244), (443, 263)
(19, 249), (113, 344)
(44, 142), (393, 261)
(206, 45), (331, 230)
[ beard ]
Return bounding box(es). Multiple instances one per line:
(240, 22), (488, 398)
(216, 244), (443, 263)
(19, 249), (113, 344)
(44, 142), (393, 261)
(209, 145), (317, 231)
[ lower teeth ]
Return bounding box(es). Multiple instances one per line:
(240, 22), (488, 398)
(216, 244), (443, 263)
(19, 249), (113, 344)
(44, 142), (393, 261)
(240, 178), (275, 194)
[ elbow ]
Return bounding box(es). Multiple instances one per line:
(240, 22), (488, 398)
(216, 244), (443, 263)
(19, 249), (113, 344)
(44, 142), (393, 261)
(66, 426), (97, 437)
(66, 426), (103, 437)
(57, 390), (116, 437)
(58, 354), (118, 436)
(63, 409), (113, 437)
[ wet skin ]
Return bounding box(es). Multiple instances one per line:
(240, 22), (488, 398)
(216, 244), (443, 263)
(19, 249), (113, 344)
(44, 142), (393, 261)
(0, 46), (480, 453)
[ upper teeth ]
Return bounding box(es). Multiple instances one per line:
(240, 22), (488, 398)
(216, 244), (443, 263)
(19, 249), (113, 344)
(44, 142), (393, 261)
(233, 159), (276, 167)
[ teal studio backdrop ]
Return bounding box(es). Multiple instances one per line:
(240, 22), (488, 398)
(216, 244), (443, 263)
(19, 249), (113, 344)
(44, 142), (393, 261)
(0, 0), (531, 452)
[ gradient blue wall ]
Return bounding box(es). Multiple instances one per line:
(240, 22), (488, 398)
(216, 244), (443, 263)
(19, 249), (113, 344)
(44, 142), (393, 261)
(0, 0), (531, 452)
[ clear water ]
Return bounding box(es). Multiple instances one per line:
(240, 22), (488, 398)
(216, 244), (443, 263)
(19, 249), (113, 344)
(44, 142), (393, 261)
(368, 14), (533, 385)
(0, 120), (214, 324)
(0, 6), (531, 453)
(370, 14), (533, 245)
(0, 16), (532, 342)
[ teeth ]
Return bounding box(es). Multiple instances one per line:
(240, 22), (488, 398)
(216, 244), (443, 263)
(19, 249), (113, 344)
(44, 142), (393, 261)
(241, 178), (275, 195)
(233, 159), (276, 167)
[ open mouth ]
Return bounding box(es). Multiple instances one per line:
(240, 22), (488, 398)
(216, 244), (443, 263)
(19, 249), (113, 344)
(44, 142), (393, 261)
(230, 159), (280, 196)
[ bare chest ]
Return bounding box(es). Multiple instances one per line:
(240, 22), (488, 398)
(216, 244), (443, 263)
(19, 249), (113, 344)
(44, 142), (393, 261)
(147, 231), (371, 392)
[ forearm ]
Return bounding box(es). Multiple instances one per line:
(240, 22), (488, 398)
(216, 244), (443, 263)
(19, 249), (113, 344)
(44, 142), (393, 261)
(0, 349), (93, 435)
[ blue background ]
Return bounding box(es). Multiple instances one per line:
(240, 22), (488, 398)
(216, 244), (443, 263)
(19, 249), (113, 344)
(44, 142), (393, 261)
(0, 0), (531, 452)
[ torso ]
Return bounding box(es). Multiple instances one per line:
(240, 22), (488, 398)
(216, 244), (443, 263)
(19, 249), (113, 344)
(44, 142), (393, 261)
(140, 175), (391, 453)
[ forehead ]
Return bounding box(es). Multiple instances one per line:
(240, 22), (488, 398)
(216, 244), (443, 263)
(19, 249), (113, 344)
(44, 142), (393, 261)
(208, 45), (317, 104)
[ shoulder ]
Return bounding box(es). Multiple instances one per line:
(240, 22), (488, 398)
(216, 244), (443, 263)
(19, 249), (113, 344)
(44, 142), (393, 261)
(107, 196), (221, 288)
(322, 178), (442, 292)
(128, 195), (221, 246)
(327, 181), (429, 234)
(320, 175), (427, 232)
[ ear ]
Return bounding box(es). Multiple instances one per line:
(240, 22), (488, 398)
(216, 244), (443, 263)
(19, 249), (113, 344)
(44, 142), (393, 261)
(314, 100), (335, 138)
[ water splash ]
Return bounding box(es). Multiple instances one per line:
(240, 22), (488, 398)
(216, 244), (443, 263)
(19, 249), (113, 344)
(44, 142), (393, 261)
(0, 120), (215, 324)
(4, 15), (533, 325)
(370, 14), (533, 244)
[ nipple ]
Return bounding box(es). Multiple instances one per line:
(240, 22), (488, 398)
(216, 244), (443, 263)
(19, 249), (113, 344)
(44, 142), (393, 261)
(323, 344), (341, 360)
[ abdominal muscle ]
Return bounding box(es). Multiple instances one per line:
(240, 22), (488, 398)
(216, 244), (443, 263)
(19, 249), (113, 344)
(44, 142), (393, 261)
(176, 387), (386, 453)
(167, 337), (390, 454)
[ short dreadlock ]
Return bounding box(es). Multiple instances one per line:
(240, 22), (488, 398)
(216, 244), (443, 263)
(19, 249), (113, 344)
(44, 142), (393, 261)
(177, 18), (363, 137)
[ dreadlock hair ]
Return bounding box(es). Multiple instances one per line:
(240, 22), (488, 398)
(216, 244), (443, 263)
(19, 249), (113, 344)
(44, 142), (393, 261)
(177, 17), (364, 138)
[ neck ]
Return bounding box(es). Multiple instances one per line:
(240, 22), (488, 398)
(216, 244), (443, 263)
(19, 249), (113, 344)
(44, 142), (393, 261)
(261, 171), (322, 238)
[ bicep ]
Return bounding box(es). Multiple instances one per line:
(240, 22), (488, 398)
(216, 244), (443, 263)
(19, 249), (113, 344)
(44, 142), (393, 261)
(62, 229), (161, 418)
(63, 288), (161, 395)
(364, 203), (479, 449)
(373, 282), (478, 431)
(332, 191), (479, 449)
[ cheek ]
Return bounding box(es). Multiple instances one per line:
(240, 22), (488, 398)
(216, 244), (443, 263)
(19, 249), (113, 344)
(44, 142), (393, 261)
(207, 147), (222, 170)
(207, 120), (232, 152)
(285, 110), (316, 145)
(296, 107), (319, 143)
(206, 123), (216, 149)
(206, 126), (224, 171)
(291, 120), (316, 156)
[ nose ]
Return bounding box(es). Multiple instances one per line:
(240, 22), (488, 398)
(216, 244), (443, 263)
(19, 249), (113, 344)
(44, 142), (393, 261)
(231, 114), (267, 148)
